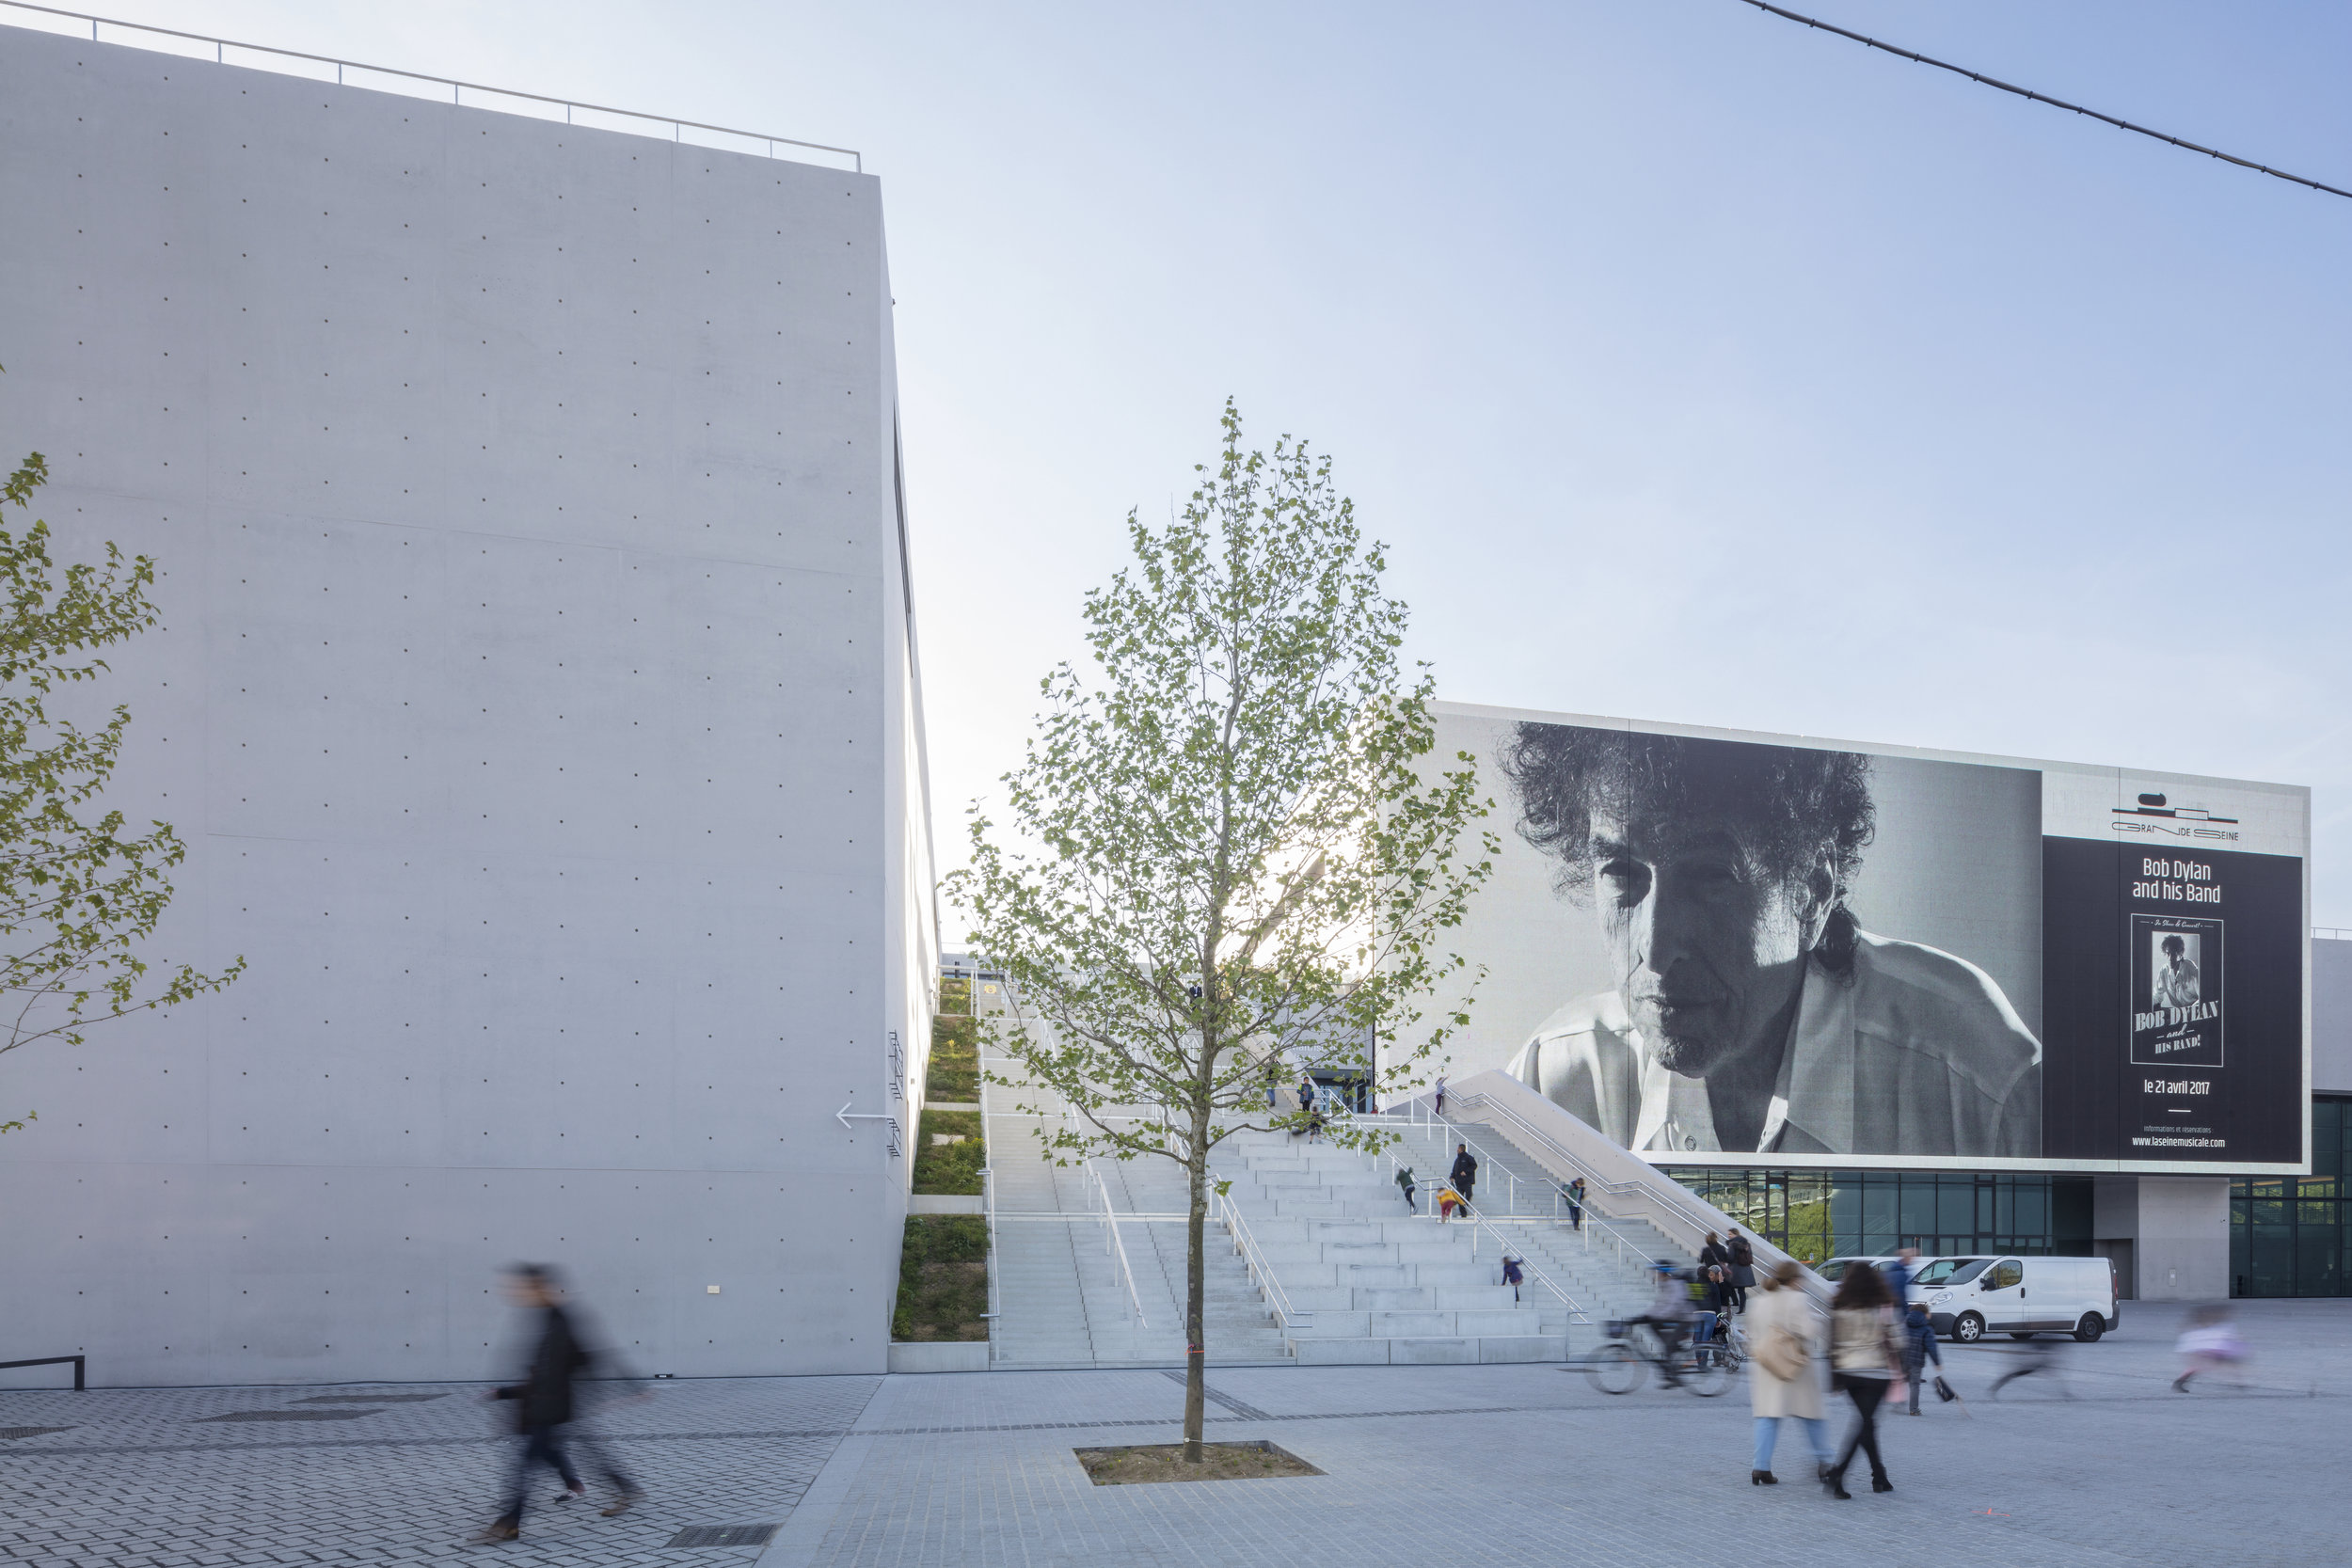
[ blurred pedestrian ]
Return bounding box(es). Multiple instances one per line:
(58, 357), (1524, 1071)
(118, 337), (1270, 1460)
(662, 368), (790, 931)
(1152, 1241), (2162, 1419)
(1724, 1227), (1756, 1310)
(1823, 1261), (1902, 1499)
(473, 1264), (642, 1543)
(1565, 1176), (1586, 1231)
(1438, 1186), (1466, 1223)
(1305, 1104), (1326, 1144)
(1502, 1253), (1525, 1303)
(2174, 1304), (2247, 1392)
(1747, 1260), (1830, 1486)
(1395, 1163), (1418, 1213)
(1899, 1301), (1947, 1414)
(1883, 1246), (1918, 1308)
(1434, 1075), (1447, 1118)
(1988, 1335), (2069, 1401)
(1450, 1143), (1478, 1213)
(1263, 1058), (1280, 1111)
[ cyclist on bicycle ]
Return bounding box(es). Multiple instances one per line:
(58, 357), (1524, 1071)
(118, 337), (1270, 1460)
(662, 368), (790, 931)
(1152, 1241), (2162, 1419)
(1631, 1260), (1694, 1384)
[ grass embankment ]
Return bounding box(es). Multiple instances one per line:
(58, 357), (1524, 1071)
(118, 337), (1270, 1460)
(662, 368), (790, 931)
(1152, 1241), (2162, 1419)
(928, 1000), (978, 1101)
(912, 1109), (982, 1195)
(893, 1215), (989, 1341)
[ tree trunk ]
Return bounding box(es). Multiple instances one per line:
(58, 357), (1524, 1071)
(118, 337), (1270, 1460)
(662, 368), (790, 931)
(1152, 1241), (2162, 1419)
(1183, 1101), (1208, 1463)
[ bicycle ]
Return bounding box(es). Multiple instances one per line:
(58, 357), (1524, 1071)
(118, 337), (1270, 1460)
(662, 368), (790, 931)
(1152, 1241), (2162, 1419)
(1580, 1318), (1731, 1397)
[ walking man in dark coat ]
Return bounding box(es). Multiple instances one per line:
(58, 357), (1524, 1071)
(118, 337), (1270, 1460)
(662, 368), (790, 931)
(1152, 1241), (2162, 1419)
(474, 1264), (642, 1542)
(1450, 1143), (1478, 1214)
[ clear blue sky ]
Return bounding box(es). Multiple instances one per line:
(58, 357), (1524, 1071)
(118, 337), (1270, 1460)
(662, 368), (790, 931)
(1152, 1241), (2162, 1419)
(29, 0), (2352, 927)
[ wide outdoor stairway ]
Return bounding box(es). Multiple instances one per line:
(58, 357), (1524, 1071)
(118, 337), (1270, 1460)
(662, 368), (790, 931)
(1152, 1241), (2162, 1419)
(1208, 1117), (1691, 1365)
(982, 1045), (1290, 1368)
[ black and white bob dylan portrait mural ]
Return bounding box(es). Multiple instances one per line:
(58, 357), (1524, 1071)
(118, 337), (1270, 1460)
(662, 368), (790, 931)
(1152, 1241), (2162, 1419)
(1455, 712), (2043, 1161)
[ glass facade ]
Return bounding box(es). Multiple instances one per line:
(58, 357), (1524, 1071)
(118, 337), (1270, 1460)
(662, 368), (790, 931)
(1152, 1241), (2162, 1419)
(1662, 1167), (2093, 1265)
(2230, 1096), (2349, 1298)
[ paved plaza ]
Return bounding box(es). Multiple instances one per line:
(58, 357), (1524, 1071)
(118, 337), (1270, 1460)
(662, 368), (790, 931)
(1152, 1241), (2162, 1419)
(6, 1300), (2347, 1568)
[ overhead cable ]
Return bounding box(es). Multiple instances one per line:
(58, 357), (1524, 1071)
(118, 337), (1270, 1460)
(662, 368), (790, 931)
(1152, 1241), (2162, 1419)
(1734, 0), (2352, 202)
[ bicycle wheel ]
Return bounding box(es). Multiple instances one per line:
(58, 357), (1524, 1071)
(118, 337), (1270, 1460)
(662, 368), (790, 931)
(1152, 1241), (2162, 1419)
(1588, 1343), (1645, 1395)
(1682, 1355), (1730, 1398)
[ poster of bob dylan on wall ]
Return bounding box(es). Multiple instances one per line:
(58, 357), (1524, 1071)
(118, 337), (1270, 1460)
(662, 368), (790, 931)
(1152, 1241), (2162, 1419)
(1430, 703), (2311, 1175)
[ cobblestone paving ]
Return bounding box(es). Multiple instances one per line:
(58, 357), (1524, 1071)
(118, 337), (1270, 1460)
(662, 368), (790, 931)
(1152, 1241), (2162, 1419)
(7, 1302), (2350, 1568)
(0, 1376), (877, 1568)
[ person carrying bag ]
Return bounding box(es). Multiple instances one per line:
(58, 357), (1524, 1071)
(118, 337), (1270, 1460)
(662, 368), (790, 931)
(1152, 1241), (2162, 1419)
(1745, 1260), (1829, 1486)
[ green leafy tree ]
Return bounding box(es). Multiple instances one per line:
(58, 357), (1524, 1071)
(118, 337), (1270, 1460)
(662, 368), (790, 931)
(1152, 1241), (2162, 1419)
(1, 436), (242, 1131)
(952, 404), (1494, 1459)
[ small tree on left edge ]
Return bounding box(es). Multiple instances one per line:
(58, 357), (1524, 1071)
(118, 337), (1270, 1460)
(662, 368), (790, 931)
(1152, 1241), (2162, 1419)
(0, 434), (243, 1132)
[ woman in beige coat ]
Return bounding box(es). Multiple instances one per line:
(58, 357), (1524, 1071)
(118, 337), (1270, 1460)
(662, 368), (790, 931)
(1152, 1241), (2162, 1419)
(1824, 1261), (1906, 1498)
(1746, 1260), (1829, 1485)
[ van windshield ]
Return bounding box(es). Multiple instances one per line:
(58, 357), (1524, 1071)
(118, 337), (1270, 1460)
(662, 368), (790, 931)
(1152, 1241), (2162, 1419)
(1916, 1259), (1991, 1288)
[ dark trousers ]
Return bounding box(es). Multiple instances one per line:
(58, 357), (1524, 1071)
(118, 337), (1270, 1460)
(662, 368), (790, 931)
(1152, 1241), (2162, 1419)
(1401, 1185), (1416, 1212)
(500, 1422), (637, 1525)
(499, 1424), (581, 1526)
(1829, 1375), (1889, 1485)
(1567, 1203), (1582, 1230)
(1454, 1180), (1474, 1211)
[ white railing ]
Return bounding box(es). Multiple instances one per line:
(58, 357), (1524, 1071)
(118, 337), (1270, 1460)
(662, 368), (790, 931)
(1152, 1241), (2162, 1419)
(1213, 1187), (1307, 1331)
(979, 1162), (1002, 1369)
(1355, 1137), (1588, 1326)
(1064, 1105), (1148, 1327)
(0, 1), (861, 170)
(1424, 1080), (1827, 1305)
(1088, 1158), (1148, 1329)
(1385, 1094), (1697, 1280)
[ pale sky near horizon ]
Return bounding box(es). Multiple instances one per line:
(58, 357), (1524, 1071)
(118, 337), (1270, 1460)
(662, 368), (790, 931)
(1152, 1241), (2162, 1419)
(14, 1), (2350, 931)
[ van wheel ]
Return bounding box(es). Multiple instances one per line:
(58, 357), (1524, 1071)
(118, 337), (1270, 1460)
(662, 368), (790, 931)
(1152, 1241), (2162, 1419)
(2073, 1314), (2106, 1343)
(1952, 1312), (1984, 1344)
(2009, 1332), (2039, 1341)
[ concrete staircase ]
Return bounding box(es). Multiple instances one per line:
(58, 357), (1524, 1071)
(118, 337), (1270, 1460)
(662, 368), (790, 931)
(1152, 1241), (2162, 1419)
(1201, 1109), (1702, 1365)
(981, 1049), (1289, 1368)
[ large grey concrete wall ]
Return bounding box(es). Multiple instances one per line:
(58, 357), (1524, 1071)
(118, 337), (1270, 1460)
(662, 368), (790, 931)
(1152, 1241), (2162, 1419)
(2313, 937), (2352, 1095)
(0, 26), (931, 1385)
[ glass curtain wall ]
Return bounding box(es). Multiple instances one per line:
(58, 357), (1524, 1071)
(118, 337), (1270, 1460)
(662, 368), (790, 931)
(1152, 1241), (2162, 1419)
(1661, 1168), (2092, 1263)
(2231, 1096), (2348, 1298)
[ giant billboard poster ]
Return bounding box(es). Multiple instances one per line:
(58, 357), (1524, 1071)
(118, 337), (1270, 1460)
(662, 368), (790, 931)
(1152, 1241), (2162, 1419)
(1437, 703), (2310, 1174)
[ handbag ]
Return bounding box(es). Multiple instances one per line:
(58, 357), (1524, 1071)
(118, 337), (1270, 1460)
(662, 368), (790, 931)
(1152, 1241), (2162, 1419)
(1756, 1321), (1808, 1382)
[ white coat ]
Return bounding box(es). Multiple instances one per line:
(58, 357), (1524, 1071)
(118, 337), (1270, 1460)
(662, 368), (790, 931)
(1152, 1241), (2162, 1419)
(1744, 1286), (1825, 1420)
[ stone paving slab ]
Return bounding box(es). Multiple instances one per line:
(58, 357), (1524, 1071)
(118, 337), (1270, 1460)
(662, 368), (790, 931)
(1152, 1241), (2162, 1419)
(7, 1303), (2350, 1568)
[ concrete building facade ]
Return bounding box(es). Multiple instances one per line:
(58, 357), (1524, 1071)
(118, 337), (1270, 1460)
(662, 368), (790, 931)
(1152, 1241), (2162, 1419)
(0, 25), (935, 1386)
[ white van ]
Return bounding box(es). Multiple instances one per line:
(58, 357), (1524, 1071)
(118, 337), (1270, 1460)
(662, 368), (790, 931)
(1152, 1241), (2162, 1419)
(1921, 1256), (2119, 1343)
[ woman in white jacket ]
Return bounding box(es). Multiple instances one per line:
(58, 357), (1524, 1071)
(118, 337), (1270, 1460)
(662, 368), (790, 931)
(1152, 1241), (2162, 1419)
(1746, 1259), (1829, 1485)
(1823, 1261), (1906, 1498)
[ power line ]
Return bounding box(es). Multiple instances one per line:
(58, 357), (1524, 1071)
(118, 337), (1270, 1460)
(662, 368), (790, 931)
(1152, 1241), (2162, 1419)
(1734, 0), (2352, 202)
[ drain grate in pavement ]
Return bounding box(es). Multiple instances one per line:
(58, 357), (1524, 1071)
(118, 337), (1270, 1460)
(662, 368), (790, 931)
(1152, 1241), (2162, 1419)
(294, 1394), (448, 1404)
(0, 1426), (77, 1440)
(665, 1525), (780, 1547)
(195, 1409), (381, 1423)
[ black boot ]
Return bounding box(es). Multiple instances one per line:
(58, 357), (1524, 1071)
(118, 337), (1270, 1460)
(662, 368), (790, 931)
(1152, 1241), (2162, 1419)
(1751, 1469), (1776, 1485)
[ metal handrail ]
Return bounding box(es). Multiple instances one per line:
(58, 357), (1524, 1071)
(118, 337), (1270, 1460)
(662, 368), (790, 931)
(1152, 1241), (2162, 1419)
(1089, 1158), (1149, 1329)
(1213, 1187), (1307, 1329)
(1396, 1098), (1528, 1217)
(0, 1), (861, 170)
(1439, 1088), (1730, 1249)
(1386, 1096), (1690, 1278)
(1064, 1104), (1148, 1328)
(1374, 1142), (1590, 1325)
(1427, 1085), (1824, 1303)
(0, 1354), (85, 1390)
(1355, 1138), (1587, 1325)
(978, 1162), (1002, 1369)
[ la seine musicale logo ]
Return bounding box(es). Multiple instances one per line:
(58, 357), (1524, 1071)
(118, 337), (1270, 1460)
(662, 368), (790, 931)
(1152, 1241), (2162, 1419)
(2111, 792), (2240, 843)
